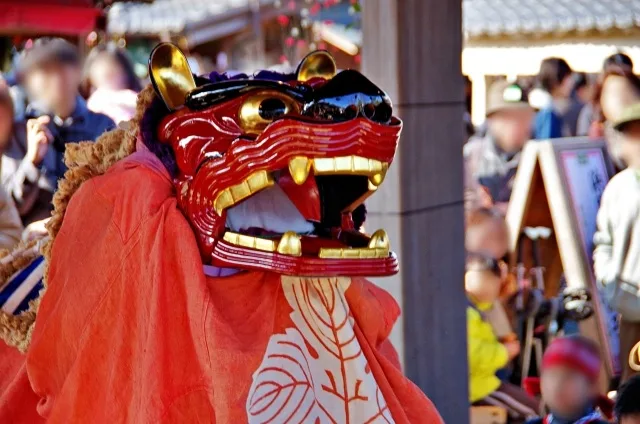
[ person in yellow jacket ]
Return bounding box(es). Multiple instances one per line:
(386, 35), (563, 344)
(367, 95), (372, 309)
(466, 252), (540, 421)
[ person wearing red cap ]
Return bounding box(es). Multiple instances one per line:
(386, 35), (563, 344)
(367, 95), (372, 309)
(527, 336), (611, 424)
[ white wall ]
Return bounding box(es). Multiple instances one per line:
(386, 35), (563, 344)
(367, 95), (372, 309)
(463, 37), (640, 124)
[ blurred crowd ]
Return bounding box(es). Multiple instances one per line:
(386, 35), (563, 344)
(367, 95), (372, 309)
(465, 53), (640, 212)
(464, 52), (640, 423)
(0, 38), (143, 247)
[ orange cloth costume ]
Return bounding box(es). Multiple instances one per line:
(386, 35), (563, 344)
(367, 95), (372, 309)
(0, 153), (441, 423)
(0, 46), (442, 423)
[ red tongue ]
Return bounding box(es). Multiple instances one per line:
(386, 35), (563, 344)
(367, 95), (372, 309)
(278, 172), (321, 222)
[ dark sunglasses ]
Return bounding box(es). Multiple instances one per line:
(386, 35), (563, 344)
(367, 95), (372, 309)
(466, 252), (507, 277)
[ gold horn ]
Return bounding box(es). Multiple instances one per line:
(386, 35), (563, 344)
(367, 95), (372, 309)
(631, 341), (640, 371)
(296, 50), (337, 82)
(149, 42), (196, 110)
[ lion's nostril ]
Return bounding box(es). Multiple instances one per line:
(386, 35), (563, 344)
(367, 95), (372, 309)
(344, 105), (359, 120)
(374, 102), (393, 124)
(363, 104), (376, 120)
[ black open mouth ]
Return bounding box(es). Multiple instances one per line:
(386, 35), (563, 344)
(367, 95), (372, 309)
(309, 174), (372, 251)
(219, 156), (390, 259)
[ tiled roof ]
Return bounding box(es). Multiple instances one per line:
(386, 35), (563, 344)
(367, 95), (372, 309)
(107, 0), (274, 35)
(464, 0), (640, 38)
(107, 0), (640, 39)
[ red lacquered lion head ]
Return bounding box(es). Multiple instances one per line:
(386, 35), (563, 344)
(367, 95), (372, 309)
(148, 43), (401, 276)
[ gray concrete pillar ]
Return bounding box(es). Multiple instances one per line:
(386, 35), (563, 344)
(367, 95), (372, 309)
(362, 1), (468, 422)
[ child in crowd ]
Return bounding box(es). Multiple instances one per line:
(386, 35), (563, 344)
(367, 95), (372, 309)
(593, 102), (640, 384)
(466, 208), (518, 343)
(466, 207), (509, 261)
(527, 336), (610, 424)
(466, 251), (540, 422)
(615, 375), (640, 424)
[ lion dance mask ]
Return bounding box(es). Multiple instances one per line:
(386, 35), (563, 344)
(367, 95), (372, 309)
(0, 44), (441, 424)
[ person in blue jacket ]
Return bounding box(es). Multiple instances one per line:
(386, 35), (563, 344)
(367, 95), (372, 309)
(533, 58), (574, 140)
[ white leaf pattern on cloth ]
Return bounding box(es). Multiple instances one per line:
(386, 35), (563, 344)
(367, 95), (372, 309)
(246, 276), (394, 424)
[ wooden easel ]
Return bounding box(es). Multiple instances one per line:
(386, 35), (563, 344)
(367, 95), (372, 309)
(506, 138), (619, 389)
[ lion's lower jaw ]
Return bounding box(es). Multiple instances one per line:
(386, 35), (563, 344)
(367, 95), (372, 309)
(210, 241), (399, 277)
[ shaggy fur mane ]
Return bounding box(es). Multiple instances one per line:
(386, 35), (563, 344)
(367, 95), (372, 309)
(0, 85), (158, 352)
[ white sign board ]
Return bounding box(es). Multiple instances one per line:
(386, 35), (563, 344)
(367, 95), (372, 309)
(507, 138), (620, 381)
(560, 149), (609, 256)
(560, 148), (620, 372)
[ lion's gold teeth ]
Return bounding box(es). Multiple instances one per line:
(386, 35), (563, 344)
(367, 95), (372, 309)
(213, 157), (389, 215)
(214, 190), (233, 215)
(277, 231), (302, 256)
(221, 231), (303, 257)
(246, 171), (274, 191)
(310, 156), (389, 187)
(368, 168), (388, 187)
(318, 246), (390, 259)
(223, 232), (277, 252)
(222, 231), (301, 256)
(320, 229), (390, 259)
(311, 156), (387, 174)
(368, 229), (390, 250)
(213, 170), (274, 215)
(353, 156), (370, 171)
(222, 229), (391, 259)
(288, 157), (312, 185)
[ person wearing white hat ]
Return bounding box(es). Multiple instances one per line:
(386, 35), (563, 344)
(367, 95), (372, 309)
(464, 80), (534, 211)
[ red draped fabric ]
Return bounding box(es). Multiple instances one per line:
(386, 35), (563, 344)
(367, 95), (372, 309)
(0, 147), (443, 423)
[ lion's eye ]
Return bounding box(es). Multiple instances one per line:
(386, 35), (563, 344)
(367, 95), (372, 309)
(239, 91), (299, 135)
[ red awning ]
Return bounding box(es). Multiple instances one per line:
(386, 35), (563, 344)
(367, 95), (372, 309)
(0, 1), (100, 36)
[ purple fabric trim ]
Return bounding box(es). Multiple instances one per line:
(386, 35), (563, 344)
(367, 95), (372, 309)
(202, 265), (240, 278)
(207, 71), (249, 83)
(120, 138), (174, 185)
(139, 95), (177, 175)
(207, 70), (296, 83)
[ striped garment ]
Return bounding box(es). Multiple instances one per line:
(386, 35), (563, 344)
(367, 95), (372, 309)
(544, 410), (603, 424)
(0, 256), (44, 315)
